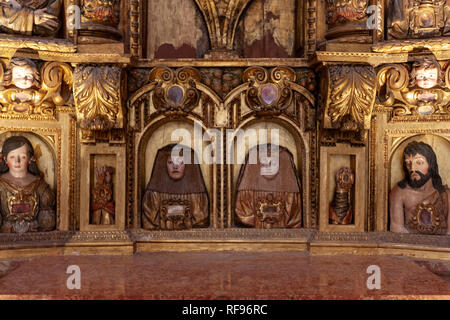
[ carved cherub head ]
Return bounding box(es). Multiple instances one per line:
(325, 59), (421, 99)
(409, 57), (445, 89)
(2, 58), (40, 90)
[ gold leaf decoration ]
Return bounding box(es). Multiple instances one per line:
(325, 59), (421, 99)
(74, 65), (123, 131)
(326, 65), (376, 130)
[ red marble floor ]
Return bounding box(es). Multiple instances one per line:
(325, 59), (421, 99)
(0, 251), (448, 300)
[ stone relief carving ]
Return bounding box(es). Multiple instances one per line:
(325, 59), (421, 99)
(390, 141), (449, 235)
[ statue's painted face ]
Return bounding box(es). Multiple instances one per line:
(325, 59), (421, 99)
(12, 66), (35, 89)
(166, 155), (185, 180)
(405, 153), (431, 188)
(415, 67), (438, 89)
(6, 144), (30, 177)
(259, 154), (279, 179)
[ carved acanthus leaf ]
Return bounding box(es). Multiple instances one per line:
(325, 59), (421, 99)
(327, 65), (376, 130)
(74, 65), (123, 131)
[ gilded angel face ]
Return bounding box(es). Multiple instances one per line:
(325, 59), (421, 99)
(11, 66), (35, 90)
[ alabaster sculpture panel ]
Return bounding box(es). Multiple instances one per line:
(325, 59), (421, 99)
(390, 136), (450, 235)
(234, 144), (302, 229)
(0, 134), (56, 233)
(142, 144), (209, 230)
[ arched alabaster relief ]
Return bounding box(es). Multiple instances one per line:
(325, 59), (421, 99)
(0, 135), (56, 233)
(235, 144), (301, 229)
(142, 144), (209, 230)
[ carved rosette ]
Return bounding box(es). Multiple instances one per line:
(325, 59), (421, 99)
(73, 65), (123, 133)
(376, 59), (450, 116)
(242, 67), (296, 116)
(149, 67), (201, 117)
(194, 0), (252, 58)
(323, 65), (376, 131)
(0, 60), (73, 119)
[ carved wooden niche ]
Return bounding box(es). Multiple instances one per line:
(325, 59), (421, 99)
(127, 66), (218, 230)
(0, 132), (58, 233)
(388, 135), (450, 235)
(226, 66), (316, 229)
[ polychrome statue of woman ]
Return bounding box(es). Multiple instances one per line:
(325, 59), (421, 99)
(0, 135), (56, 233)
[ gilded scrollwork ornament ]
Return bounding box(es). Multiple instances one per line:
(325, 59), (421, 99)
(149, 66), (201, 117)
(377, 57), (450, 116)
(323, 64), (376, 131)
(0, 58), (72, 119)
(242, 66), (296, 116)
(73, 64), (123, 132)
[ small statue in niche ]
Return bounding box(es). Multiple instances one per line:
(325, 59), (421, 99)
(0, 0), (61, 37)
(387, 0), (450, 39)
(390, 141), (450, 235)
(91, 165), (115, 225)
(0, 135), (56, 233)
(142, 144), (209, 230)
(235, 144), (301, 229)
(329, 167), (354, 225)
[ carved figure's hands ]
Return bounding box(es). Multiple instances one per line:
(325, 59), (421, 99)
(33, 8), (59, 31)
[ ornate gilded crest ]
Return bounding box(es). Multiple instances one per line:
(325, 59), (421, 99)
(149, 67), (201, 117)
(242, 67), (296, 116)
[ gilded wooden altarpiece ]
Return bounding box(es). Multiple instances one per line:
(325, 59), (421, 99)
(0, 0), (446, 260)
